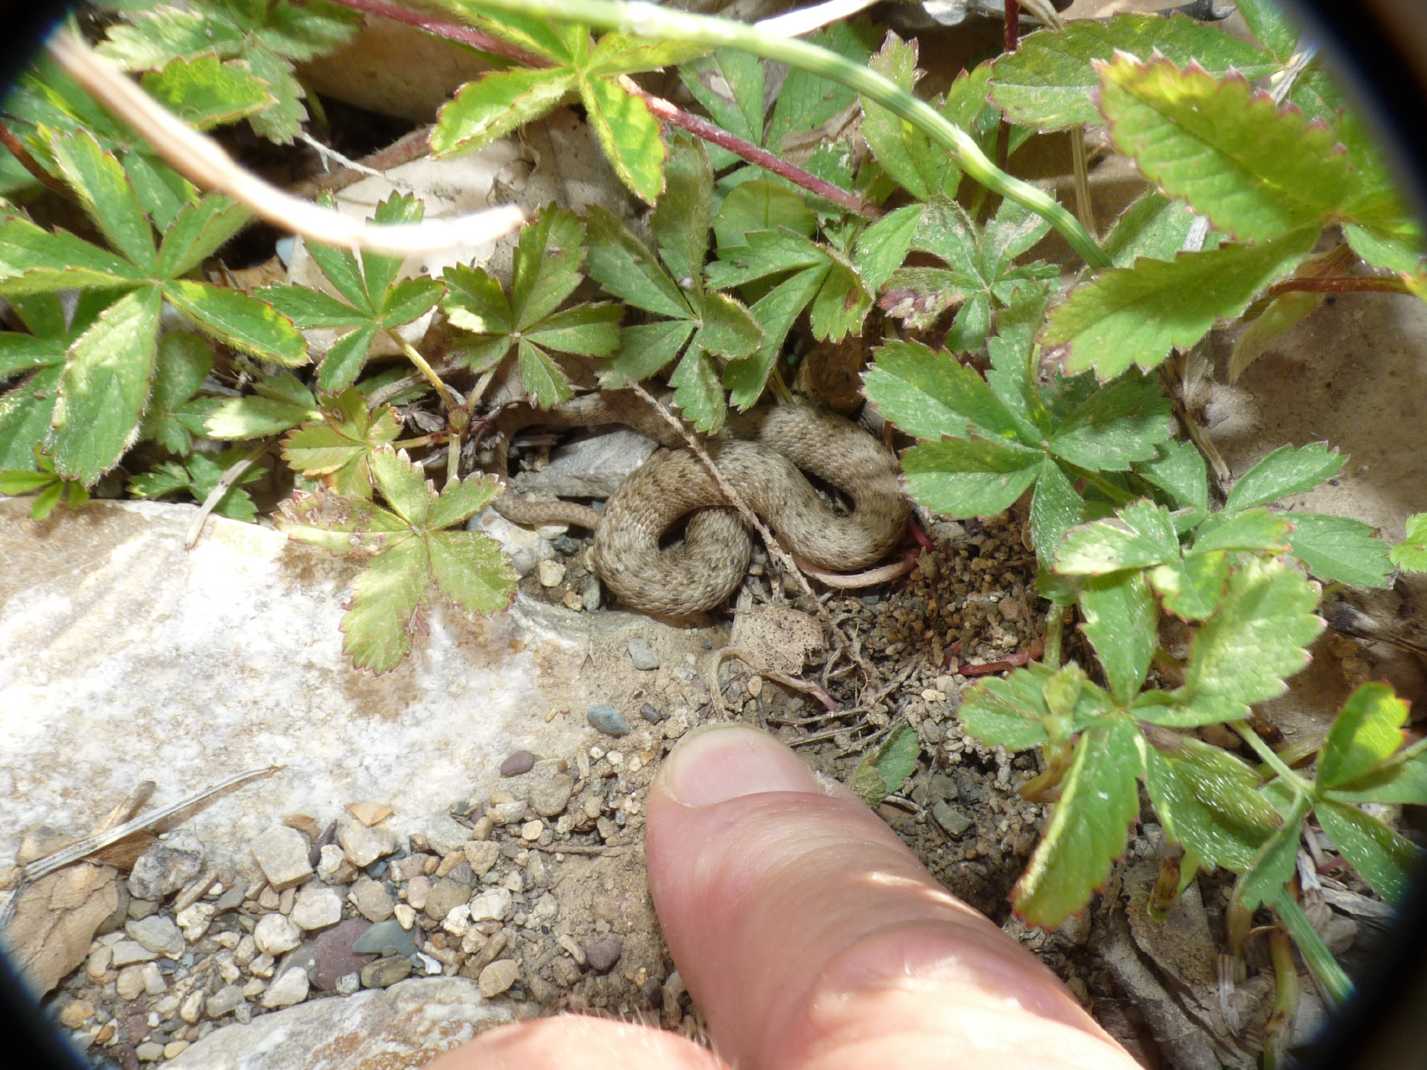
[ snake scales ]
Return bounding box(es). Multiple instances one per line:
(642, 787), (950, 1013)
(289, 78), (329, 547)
(491, 392), (909, 617)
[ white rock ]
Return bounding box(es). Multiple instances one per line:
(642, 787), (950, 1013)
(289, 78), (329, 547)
(111, 940), (158, 967)
(467, 888), (512, 923)
(536, 559), (566, 588)
(116, 964), (146, 1000)
(261, 967), (310, 1010)
(336, 814), (399, 869)
(126, 915), (184, 958)
(141, 962), (166, 995)
(254, 914), (302, 957)
(176, 902), (216, 942)
(291, 886), (343, 931)
(316, 844), (355, 883)
(179, 990), (205, 1024)
(251, 826), (313, 891)
(478, 959), (519, 998)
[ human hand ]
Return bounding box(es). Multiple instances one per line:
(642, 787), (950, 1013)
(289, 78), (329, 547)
(428, 725), (1141, 1069)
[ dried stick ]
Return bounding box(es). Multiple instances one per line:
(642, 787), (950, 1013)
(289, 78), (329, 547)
(46, 29), (524, 255)
(756, 0), (882, 38)
(708, 646), (840, 717)
(186, 446), (265, 549)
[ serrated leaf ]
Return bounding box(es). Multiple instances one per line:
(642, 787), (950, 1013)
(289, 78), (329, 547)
(1150, 551), (1229, 621)
(375, 277), (443, 330)
(1013, 719), (1142, 927)
(1191, 508), (1292, 554)
(765, 22), (873, 150)
(1229, 291), (1323, 383)
(1318, 682), (1411, 790)
(1048, 375), (1173, 472)
(1235, 790), (1310, 909)
(1055, 499), (1179, 575)
(1323, 750), (1427, 806)
(653, 137), (712, 287)
(282, 393), (399, 499)
(511, 206), (585, 327)
(165, 281), (307, 365)
(141, 54), (273, 129)
(1144, 738), (1281, 872)
(0, 327), (66, 469)
(725, 265), (825, 410)
(582, 76), (664, 204)
(431, 67), (576, 157)
(679, 49), (764, 171)
(139, 331), (213, 453)
(901, 437), (1042, 518)
(990, 14), (1274, 131)
(959, 666), (1053, 751)
(0, 215), (145, 294)
(51, 286), (163, 484)
(428, 472), (502, 530)
(156, 195), (251, 278)
(1104, 193), (1210, 268)
(852, 202), (923, 294)
(1043, 228), (1317, 378)
(851, 723), (921, 804)
(49, 129), (155, 270)
(341, 534), (428, 673)
(1030, 459), (1084, 571)
(1391, 513), (1427, 573)
(515, 339), (573, 407)
(1225, 442), (1346, 511)
(713, 182), (815, 251)
(206, 394), (318, 439)
(526, 303), (622, 356)
(1315, 800), (1419, 903)
(1235, 0), (1300, 62)
(370, 447), (432, 527)
(864, 340), (1015, 441)
(586, 206), (690, 318)
(600, 319), (694, 387)
(1288, 513), (1392, 588)
(442, 263), (513, 337)
(669, 343), (725, 434)
(1080, 572), (1157, 703)
(359, 193), (424, 307)
(316, 322), (381, 394)
(1134, 439), (1209, 519)
(1098, 56), (1351, 242)
(1172, 559), (1324, 726)
(428, 529), (518, 615)
(694, 291), (760, 359)
(861, 33), (954, 201)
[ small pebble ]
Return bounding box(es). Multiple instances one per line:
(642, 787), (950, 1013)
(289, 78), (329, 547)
(537, 560), (566, 587)
(587, 705), (631, 738)
(360, 956), (413, 989)
(478, 959), (519, 997)
(500, 750), (536, 777)
(584, 935), (624, 975)
(135, 1042), (164, 1062)
(640, 704), (665, 724)
(626, 637), (660, 671)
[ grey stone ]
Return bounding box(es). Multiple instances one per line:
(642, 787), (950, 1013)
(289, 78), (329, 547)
(626, 637), (659, 670)
(463, 840), (500, 877)
(423, 814), (472, 857)
(111, 940), (158, 967)
(350, 877), (395, 923)
(141, 961), (166, 995)
(136, 1042), (165, 1062)
(254, 914), (302, 957)
(116, 964), (147, 1000)
(336, 814), (399, 869)
(128, 833), (205, 901)
(261, 967), (310, 1010)
(587, 705), (630, 737)
(477, 958), (518, 998)
(251, 826), (313, 891)
(528, 771), (575, 818)
(291, 886), (343, 931)
(423, 877), (471, 922)
(206, 984), (246, 1019)
(581, 576), (601, 612)
(360, 955), (414, 989)
(125, 915), (184, 958)
(931, 801), (973, 838)
(583, 935), (623, 975)
(640, 704), (664, 724)
(499, 750), (535, 777)
(514, 427), (658, 499)
(353, 919), (418, 959)
(167, 977), (516, 1069)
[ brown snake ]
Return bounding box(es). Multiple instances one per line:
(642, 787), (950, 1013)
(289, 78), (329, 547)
(490, 392), (910, 617)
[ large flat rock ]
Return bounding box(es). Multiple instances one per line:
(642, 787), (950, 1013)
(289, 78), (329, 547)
(0, 499), (717, 870)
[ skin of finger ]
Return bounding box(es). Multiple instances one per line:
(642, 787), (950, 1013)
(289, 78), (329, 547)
(423, 1014), (726, 1070)
(645, 784), (1141, 1070)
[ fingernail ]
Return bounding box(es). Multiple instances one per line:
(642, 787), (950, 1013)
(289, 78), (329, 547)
(658, 724), (821, 807)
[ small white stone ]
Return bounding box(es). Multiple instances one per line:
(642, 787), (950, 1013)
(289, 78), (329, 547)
(115, 965), (146, 1001)
(468, 887), (513, 922)
(179, 990), (205, 1024)
(261, 967), (310, 1009)
(316, 844), (354, 883)
(250, 826), (313, 890)
(249, 953), (275, 979)
(478, 958), (519, 997)
(291, 886), (343, 931)
(176, 902), (216, 942)
(537, 559), (566, 587)
(520, 820), (543, 842)
(254, 914), (302, 956)
(441, 904), (471, 938)
(141, 962), (166, 996)
(85, 946), (112, 982)
(393, 903), (417, 930)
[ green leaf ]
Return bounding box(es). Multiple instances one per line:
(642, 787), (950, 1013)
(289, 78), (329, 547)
(1103, 193), (1210, 268)
(694, 291), (760, 359)
(765, 21), (874, 150)
(0, 328), (66, 470)
(129, 448), (265, 521)
(989, 14), (1275, 131)
(442, 264), (513, 337)
(282, 391), (400, 499)
(600, 319), (694, 386)
(1030, 458), (1085, 571)
(526, 303), (622, 356)
(156, 195), (251, 278)
(1317, 683), (1411, 790)
(1172, 559), (1324, 726)
(861, 33), (954, 201)
(1055, 499), (1179, 575)
(341, 534), (429, 673)
(852, 203), (923, 295)
(139, 331), (213, 453)
(669, 343), (725, 434)
(863, 339), (1016, 441)
(959, 666), (1053, 751)
(431, 67), (576, 157)
(1235, 0), (1300, 62)
(1134, 439), (1209, 519)
(49, 128), (155, 270)
(850, 723), (921, 805)
(679, 49), (764, 171)
(1228, 291), (1323, 384)
(901, 437), (1042, 518)
(1043, 229), (1317, 379)
(725, 266), (824, 409)
(428, 529), (519, 615)
(515, 339), (573, 408)
(586, 206), (690, 318)
(165, 281), (308, 366)
(1048, 375), (1173, 472)
(141, 54), (273, 129)
(50, 286), (163, 485)
(1288, 513), (1393, 588)
(1323, 750), (1427, 806)
(1390, 513), (1427, 573)
(370, 446), (432, 528)
(1315, 800), (1419, 903)
(511, 206), (585, 327)
(1225, 443), (1346, 511)
(1235, 790), (1310, 909)
(429, 471), (503, 530)
(1097, 56), (1351, 242)
(0, 215), (145, 294)
(1144, 738), (1281, 872)
(1013, 719), (1143, 927)
(582, 76), (665, 204)
(653, 137), (713, 287)
(316, 322), (381, 394)
(1080, 572), (1157, 703)
(1150, 551), (1230, 622)
(713, 182), (815, 250)
(204, 372), (318, 439)
(1191, 508), (1293, 554)
(1269, 889), (1354, 1004)
(235, 46), (307, 143)
(261, 284), (369, 330)
(360, 193), (425, 307)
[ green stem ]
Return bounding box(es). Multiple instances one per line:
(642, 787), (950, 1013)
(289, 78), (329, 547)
(1066, 463), (1133, 505)
(1233, 721), (1315, 796)
(435, 0), (1110, 268)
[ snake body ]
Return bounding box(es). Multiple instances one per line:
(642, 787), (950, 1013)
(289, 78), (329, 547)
(493, 393), (908, 617)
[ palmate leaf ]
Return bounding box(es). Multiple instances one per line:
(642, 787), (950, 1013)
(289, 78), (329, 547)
(1079, 572), (1158, 704)
(1287, 513), (1393, 589)
(1042, 227), (1317, 379)
(1318, 683), (1411, 791)
(1144, 737), (1280, 873)
(1315, 800), (1420, 904)
(900, 437), (1042, 518)
(860, 33), (956, 202)
(1054, 499), (1179, 575)
(277, 447), (516, 672)
(1097, 56), (1352, 243)
(1013, 719), (1142, 927)
(1390, 514), (1427, 573)
(128, 448), (268, 522)
(205, 371), (320, 440)
(282, 390), (402, 499)
(0, 296), (68, 470)
(0, 451), (89, 520)
(140, 54), (274, 130)
(1225, 443), (1345, 511)
(138, 331), (215, 454)
(989, 13), (1275, 131)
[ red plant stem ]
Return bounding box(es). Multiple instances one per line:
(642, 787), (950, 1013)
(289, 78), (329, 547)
(0, 120), (72, 199)
(1266, 275), (1412, 297)
(325, 0), (876, 217)
(1004, 0), (1021, 53)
